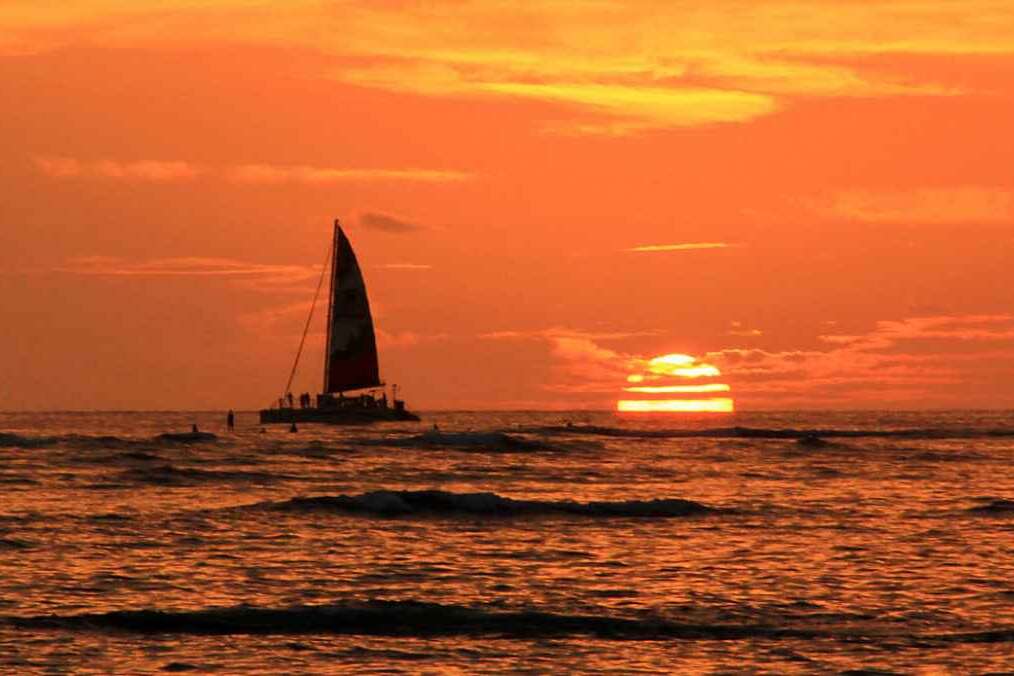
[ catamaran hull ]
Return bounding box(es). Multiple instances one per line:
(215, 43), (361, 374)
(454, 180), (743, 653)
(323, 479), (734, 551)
(258, 407), (420, 425)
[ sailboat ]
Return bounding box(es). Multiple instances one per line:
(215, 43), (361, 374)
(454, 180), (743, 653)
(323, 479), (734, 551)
(259, 220), (420, 424)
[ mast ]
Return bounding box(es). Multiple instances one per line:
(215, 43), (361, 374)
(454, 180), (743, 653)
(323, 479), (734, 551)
(322, 220), (339, 393)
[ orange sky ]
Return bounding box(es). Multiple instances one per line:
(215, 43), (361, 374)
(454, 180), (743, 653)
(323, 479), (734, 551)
(2, 1), (1013, 410)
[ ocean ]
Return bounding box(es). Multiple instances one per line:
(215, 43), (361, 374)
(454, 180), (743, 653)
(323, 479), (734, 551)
(1, 410), (1012, 673)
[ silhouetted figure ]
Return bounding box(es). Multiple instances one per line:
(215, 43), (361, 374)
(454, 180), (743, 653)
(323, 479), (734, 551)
(289, 422), (298, 433)
(286, 392), (294, 408)
(226, 410), (235, 431)
(191, 424), (198, 434)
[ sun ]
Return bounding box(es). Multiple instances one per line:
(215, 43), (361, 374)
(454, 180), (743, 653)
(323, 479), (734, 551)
(617, 353), (734, 413)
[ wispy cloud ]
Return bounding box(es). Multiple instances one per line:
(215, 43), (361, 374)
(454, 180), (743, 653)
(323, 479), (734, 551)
(481, 327), (663, 342)
(57, 256), (319, 285)
(359, 211), (425, 233)
(226, 164), (471, 184)
(810, 187), (1014, 225)
(376, 329), (448, 349)
(728, 321), (763, 337)
(34, 156), (202, 181)
(481, 327), (663, 397)
(707, 314), (1014, 407)
(33, 156), (473, 184)
(5, 2), (1000, 133)
(375, 263), (432, 270)
(478, 316), (1014, 408)
(625, 242), (734, 253)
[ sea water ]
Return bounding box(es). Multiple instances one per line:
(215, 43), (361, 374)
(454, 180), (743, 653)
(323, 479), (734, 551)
(1, 410), (1012, 673)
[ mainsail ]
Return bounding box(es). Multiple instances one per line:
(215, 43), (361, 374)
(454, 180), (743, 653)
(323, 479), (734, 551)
(323, 223), (382, 393)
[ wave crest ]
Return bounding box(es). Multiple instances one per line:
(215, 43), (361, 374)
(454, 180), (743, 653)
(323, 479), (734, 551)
(264, 489), (716, 519)
(0, 431), (218, 450)
(8, 600), (1014, 644)
(967, 499), (1014, 515)
(363, 431), (558, 453)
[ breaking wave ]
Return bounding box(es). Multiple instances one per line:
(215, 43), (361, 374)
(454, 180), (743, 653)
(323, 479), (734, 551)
(7, 600), (1013, 644)
(260, 489), (717, 518)
(0, 431), (219, 450)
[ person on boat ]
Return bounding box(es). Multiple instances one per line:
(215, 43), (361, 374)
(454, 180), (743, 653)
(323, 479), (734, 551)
(286, 392), (294, 408)
(191, 424), (199, 434)
(226, 410), (235, 431)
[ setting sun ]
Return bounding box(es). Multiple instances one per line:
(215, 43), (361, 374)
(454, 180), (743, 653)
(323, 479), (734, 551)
(618, 353), (734, 413)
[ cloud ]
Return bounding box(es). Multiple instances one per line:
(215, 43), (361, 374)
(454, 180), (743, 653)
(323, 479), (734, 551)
(810, 187), (1014, 225)
(225, 164), (471, 184)
(481, 327), (663, 342)
(6, 1), (1004, 133)
(238, 299), (320, 338)
(375, 263), (432, 270)
(359, 211), (424, 233)
(728, 321), (763, 337)
(706, 314), (1014, 407)
(482, 327), (672, 398)
(33, 156), (202, 181)
(377, 329), (449, 349)
(56, 256), (319, 286)
(32, 156), (473, 184)
(481, 315), (1014, 408)
(625, 242), (734, 253)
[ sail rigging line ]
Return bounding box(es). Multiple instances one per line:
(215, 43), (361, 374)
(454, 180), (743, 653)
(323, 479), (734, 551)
(281, 241), (332, 400)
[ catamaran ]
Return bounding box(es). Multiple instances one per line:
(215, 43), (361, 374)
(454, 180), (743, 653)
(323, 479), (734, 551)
(260, 220), (419, 424)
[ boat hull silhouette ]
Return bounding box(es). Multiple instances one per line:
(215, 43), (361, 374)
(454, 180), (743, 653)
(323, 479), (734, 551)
(259, 401), (420, 425)
(260, 220), (419, 426)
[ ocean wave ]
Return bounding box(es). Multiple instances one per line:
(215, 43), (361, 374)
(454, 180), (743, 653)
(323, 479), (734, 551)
(362, 431), (563, 453)
(261, 489), (717, 518)
(113, 464), (281, 487)
(153, 432), (218, 444)
(967, 499), (1014, 515)
(0, 538), (32, 550)
(524, 424), (1014, 441)
(0, 432), (58, 449)
(8, 600), (1013, 644)
(0, 431), (219, 450)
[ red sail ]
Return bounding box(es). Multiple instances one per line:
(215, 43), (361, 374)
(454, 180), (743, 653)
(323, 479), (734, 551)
(324, 225), (382, 393)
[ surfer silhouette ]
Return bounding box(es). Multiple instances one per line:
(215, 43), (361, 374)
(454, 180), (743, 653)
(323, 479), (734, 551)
(191, 424), (198, 434)
(226, 410), (235, 431)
